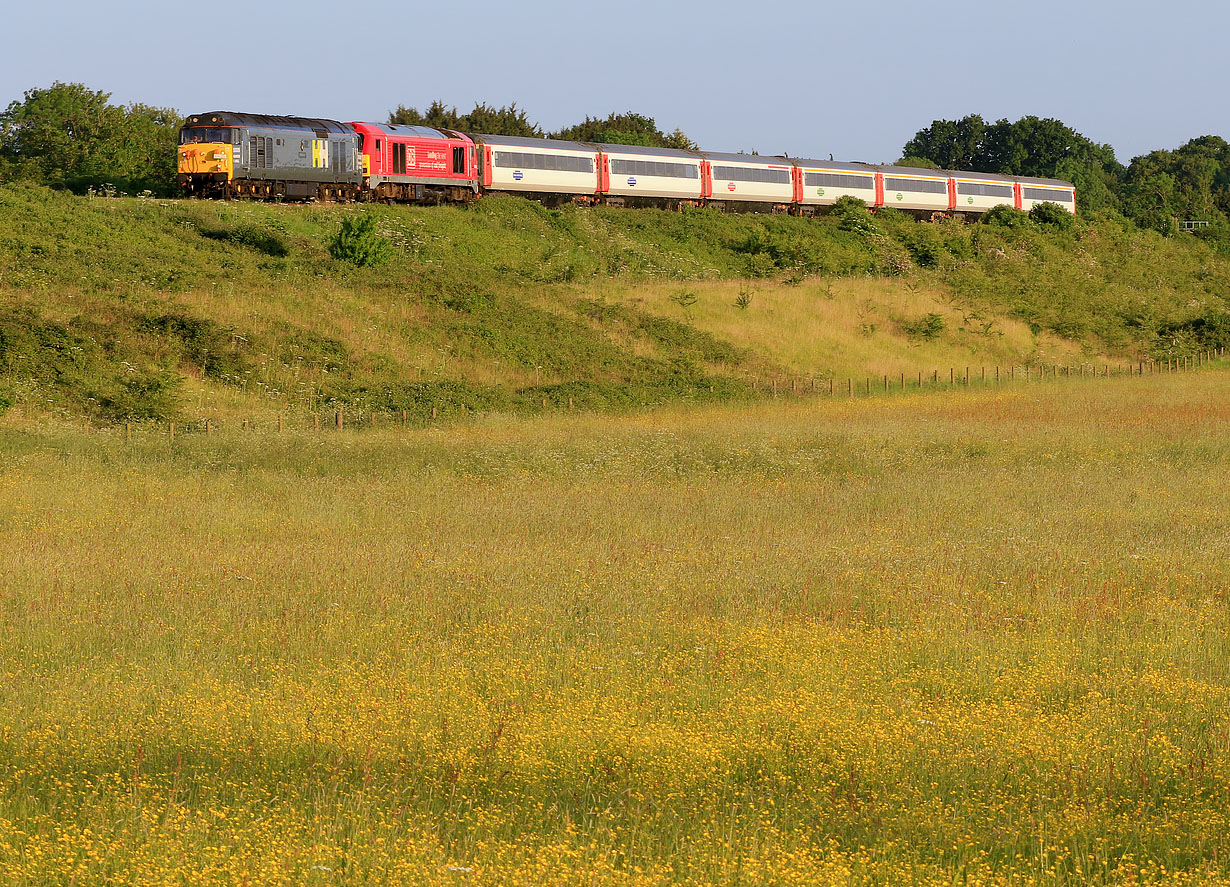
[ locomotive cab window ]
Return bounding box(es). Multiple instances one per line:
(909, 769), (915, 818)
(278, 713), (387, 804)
(453, 146), (465, 174)
(180, 127), (232, 144)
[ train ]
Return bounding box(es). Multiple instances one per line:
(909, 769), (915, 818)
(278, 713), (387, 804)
(177, 111), (1077, 216)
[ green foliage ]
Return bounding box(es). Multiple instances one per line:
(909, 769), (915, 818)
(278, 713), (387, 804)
(1154, 309), (1230, 354)
(135, 312), (252, 381)
(3, 183), (1230, 425)
(388, 100), (542, 137)
(981, 204), (1031, 229)
(1029, 201), (1075, 230)
(669, 289), (698, 310)
(895, 155), (940, 170)
(734, 289), (753, 310)
(899, 312), (946, 341)
(902, 225), (944, 268)
(329, 214), (392, 267)
(1123, 136), (1230, 231)
(552, 112), (696, 151)
(0, 82), (179, 195)
(832, 196), (877, 234)
(902, 114), (1124, 213)
(199, 222), (289, 256)
(0, 306), (180, 422)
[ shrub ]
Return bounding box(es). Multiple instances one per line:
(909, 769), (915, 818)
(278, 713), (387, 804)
(1029, 201), (1075, 230)
(201, 223), (289, 257)
(899, 312), (946, 341)
(982, 205), (1031, 229)
(903, 227), (943, 268)
(832, 196), (877, 234)
(329, 214), (392, 267)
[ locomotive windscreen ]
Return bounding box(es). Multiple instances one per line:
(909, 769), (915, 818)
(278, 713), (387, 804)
(180, 127), (234, 144)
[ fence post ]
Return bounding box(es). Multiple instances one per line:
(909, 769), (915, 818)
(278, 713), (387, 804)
(125, 422), (130, 442)
(169, 422), (175, 441)
(336, 411), (343, 430)
(432, 406), (438, 421)
(278, 415), (283, 433)
(314, 414), (320, 432)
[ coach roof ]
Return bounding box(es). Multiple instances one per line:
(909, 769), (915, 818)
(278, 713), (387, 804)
(472, 135), (594, 152)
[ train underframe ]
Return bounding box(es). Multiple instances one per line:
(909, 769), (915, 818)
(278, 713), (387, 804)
(178, 172), (361, 202)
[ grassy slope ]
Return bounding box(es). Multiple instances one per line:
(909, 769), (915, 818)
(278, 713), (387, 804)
(1, 183), (1228, 423)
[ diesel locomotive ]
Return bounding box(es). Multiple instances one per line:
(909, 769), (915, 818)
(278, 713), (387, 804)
(177, 110), (1077, 216)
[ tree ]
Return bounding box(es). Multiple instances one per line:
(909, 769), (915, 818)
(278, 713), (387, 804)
(901, 114), (1123, 213)
(0, 82), (179, 194)
(551, 111), (696, 150)
(900, 114), (988, 169)
(388, 101), (542, 137)
(1123, 136), (1230, 226)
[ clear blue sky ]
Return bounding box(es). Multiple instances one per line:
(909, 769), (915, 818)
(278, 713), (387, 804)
(3, 0), (1226, 164)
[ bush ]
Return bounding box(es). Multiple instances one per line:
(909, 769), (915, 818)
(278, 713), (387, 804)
(201, 223), (289, 257)
(903, 227), (943, 268)
(1029, 201), (1075, 230)
(329, 214), (392, 267)
(899, 312), (946, 341)
(832, 196), (877, 234)
(982, 205), (1031, 229)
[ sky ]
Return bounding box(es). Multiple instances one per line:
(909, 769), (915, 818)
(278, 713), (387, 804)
(3, 0), (1227, 165)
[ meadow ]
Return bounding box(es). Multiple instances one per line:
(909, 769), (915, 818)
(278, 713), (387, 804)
(2, 370), (1228, 886)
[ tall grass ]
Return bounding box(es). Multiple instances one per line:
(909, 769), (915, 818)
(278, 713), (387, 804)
(1, 373), (1228, 884)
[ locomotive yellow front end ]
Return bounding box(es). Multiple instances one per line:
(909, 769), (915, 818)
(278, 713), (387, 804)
(177, 115), (234, 197)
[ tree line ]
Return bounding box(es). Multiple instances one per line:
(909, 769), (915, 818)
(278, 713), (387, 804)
(2, 83), (1227, 243)
(899, 114), (1230, 234)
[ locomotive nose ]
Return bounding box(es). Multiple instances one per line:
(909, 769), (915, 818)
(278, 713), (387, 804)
(178, 143), (232, 176)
